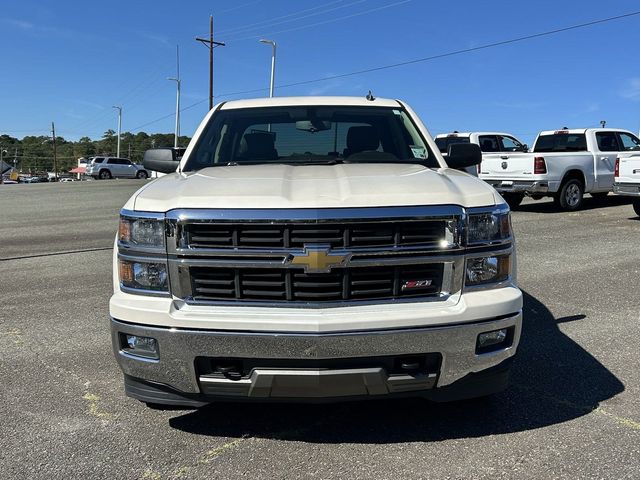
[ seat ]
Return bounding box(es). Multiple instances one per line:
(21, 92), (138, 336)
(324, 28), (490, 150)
(343, 126), (380, 158)
(481, 139), (495, 152)
(239, 132), (278, 161)
(599, 136), (615, 151)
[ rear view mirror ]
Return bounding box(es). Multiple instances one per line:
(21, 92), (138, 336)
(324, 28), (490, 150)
(295, 120), (332, 132)
(523, 144), (529, 152)
(143, 148), (181, 174)
(446, 143), (482, 169)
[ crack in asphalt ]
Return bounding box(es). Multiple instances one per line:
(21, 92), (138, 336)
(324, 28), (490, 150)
(0, 247), (113, 262)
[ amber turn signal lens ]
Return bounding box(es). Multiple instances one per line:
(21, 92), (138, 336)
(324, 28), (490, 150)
(118, 260), (134, 283)
(118, 218), (131, 242)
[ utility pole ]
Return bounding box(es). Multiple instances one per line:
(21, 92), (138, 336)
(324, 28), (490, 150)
(112, 106), (122, 157)
(168, 45), (181, 148)
(196, 15), (225, 110)
(51, 122), (58, 181)
(128, 143), (132, 159)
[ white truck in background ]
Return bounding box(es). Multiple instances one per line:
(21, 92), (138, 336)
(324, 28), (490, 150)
(479, 128), (640, 211)
(435, 132), (529, 191)
(613, 141), (640, 216)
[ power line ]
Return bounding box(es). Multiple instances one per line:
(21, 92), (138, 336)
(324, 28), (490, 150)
(215, 0), (264, 15)
(242, 10), (640, 86)
(218, 0), (366, 38)
(195, 0), (351, 37)
(228, 0), (410, 41)
(131, 10), (640, 132)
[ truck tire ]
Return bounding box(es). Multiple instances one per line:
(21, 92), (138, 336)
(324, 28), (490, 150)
(99, 169), (112, 180)
(136, 170), (148, 179)
(554, 178), (583, 211)
(501, 193), (524, 209)
(633, 199), (640, 217)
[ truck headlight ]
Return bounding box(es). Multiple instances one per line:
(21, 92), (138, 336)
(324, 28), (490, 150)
(465, 255), (511, 286)
(119, 259), (168, 292)
(118, 216), (165, 248)
(467, 210), (511, 245)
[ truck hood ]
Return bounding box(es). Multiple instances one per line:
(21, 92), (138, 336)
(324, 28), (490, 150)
(131, 163), (501, 212)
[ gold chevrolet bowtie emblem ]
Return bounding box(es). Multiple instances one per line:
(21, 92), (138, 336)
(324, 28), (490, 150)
(287, 246), (351, 273)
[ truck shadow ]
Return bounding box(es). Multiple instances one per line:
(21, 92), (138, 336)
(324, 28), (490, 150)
(169, 291), (624, 442)
(515, 195), (632, 213)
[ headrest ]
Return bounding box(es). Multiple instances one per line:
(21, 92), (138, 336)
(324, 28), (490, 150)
(242, 132), (277, 160)
(346, 126), (380, 152)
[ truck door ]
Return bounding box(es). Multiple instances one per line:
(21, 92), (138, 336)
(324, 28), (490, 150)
(594, 132), (619, 189)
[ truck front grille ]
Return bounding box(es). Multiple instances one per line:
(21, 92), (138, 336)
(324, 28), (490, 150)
(185, 220), (446, 249)
(190, 264), (444, 303)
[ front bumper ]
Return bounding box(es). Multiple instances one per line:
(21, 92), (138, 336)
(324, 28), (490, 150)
(483, 179), (550, 194)
(111, 311), (521, 404)
(613, 182), (640, 196)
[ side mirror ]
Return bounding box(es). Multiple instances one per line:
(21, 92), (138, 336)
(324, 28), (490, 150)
(446, 143), (482, 169)
(143, 148), (181, 174)
(523, 144), (529, 152)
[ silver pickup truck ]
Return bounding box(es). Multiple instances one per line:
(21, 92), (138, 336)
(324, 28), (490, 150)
(479, 128), (640, 210)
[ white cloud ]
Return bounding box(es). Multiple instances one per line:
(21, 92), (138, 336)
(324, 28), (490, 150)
(5, 18), (34, 29)
(492, 101), (545, 109)
(621, 78), (640, 100)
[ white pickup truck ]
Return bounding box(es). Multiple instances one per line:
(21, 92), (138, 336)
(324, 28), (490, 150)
(613, 138), (640, 216)
(435, 131), (529, 186)
(110, 96), (522, 407)
(479, 128), (640, 211)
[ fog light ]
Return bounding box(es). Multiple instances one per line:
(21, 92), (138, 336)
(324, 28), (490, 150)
(476, 327), (513, 354)
(121, 333), (158, 359)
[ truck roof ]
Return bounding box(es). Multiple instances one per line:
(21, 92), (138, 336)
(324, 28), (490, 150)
(537, 128), (632, 136)
(434, 132), (516, 138)
(219, 96), (402, 110)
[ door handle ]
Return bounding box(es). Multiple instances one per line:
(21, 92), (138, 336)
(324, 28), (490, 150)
(500, 155), (509, 159)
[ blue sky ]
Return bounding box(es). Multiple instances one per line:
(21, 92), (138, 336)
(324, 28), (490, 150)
(2, 0), (640, 146)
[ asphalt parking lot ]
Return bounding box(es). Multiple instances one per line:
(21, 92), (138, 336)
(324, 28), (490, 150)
(1, 180), (638, 479)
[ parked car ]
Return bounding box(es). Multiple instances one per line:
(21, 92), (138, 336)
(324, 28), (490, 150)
(110, 95), (522, 408)
(85, 157), (148, 180)
(612, 134), (640, 216)
(21, 176), (41, 183)
(435, 132), (529, 180)
(479, 128), (638, 210)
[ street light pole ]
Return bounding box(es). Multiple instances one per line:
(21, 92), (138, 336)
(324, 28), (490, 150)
(51, 122), (58, 181)
(168, 45), (181, 148)
(259, 39), (277, 98)
(112, 106), (122, 157)
(168, 77), (181, 148)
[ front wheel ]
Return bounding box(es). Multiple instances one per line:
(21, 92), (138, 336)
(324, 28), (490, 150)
(554, 179), (584, 211)
(501, 193), (524, 209)
(633, 199), (640, 217)
(136, 170), (148, 179)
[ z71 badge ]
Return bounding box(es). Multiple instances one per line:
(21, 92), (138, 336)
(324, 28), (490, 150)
(401, 279), (433, 291)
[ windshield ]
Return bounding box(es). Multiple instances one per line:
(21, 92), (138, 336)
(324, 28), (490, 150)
(184, 106), (438, 170)
(534, 133), (587, 152)
(435, 136), (470, 153)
